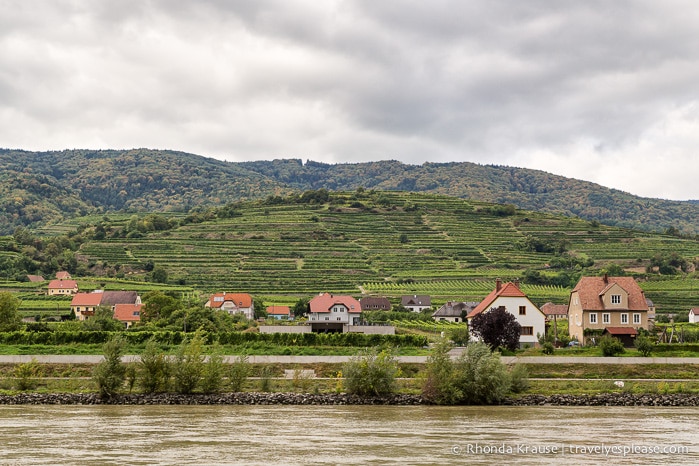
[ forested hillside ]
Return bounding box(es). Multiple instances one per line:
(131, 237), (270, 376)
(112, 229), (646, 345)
(1, 148), (698, 235)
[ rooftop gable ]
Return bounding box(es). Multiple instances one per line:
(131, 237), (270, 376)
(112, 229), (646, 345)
(48, 279), (78, 289)
(70, 292), (104, 307)
(208, 292), (253, 308)
(571, 276), (648, 311)
(309, 293), (361, 313)
(113, 303), (142, 322)
(468, 281), (528, 318)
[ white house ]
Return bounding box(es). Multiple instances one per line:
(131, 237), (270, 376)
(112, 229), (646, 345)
(308, 293), (361, 332)
(690, 308), (699, 324)
(205, 292), (254, 320)
(401, 295), (432, 312)
(467, 279), (546, 347)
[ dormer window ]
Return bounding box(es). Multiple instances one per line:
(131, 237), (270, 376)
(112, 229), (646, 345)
(611, 295), (621, 305)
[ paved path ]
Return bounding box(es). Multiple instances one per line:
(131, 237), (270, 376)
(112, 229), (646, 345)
(2, 355), (699, 364)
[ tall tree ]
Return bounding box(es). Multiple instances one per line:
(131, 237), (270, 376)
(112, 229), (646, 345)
(0, 292), (22, 332)
(469, 306), (521, 352)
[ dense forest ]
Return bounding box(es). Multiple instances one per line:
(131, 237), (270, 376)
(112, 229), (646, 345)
(1, 148), (698, 235)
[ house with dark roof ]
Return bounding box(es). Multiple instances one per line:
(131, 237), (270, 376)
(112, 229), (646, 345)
(401, 295), (432, 312)
(308, 293), (361, 332)
(359, 297), (391, 311)
(467, 279), (546, 347)
(567, 275), (649, 346)
(432, 301), (478, 323)
(205, 292), (254, 319)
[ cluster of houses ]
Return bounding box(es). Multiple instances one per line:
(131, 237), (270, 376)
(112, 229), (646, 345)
(36, 271), (692, 347)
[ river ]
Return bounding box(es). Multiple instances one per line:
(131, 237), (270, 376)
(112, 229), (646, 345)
(0, 405), (696, 465)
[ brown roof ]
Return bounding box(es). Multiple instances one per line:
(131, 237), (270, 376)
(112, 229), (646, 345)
(100, 291), (139, 306)
(309, 293), (361, 314)
(433, 302), (478, 318)
(401, 295), (431, 307)
(571, 276), (648, 311)
(603, 327), (638, 336)
(541, 302), (569, 316)
(266, 305), (290, 316)
(359, 297), (391, 310)
(55, 271), (71, 279)
(690, 308), (699, 316)
(70, 292), (103, 307)
(48, 279), (78, 289)
(113, 304), (142, 322)
(27, 275), (45, 282)
(468, 281), (528, 318)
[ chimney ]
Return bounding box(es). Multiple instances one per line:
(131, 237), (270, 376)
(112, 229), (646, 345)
(603, 274), (608, 283)
(514, 279), (520, 289)
(496, 278), (502, 291)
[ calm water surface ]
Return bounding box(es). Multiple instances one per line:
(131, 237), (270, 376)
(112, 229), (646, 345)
(0, 404), (697, 465)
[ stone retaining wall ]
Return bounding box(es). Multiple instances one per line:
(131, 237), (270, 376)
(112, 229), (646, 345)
(2, 392), (699, 406)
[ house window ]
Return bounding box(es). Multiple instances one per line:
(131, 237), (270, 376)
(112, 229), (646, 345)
(519, 306), (526, 315)
(603, 313), (610, 324)
(324, 317), (329, 321)
(520, 326), (533, 336)
(589, 313), (597, 324)
(633, 313), (641, 324)
(337, 317), (342, 321)
(611, 295), (621, 305)
(621, 313), (629, 324)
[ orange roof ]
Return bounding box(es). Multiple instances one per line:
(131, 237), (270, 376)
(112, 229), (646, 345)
(468, 281), (527, 318)
(70, 292), (103, 307)
(309, 293), (361, 313)
(266, 305), (290, 315)
(208, 292), (253, 308)
(604, 327), (638, 335)
(114, 303), (142, 322)
(48, 279), (78, 289)
(571, 276), (648, 311)
(55, 271), (71, 279)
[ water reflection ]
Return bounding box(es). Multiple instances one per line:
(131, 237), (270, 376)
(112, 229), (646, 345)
(0, 405), (696, 465)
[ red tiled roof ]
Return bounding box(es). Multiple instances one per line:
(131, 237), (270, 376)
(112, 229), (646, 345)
(266, 305), (290, 316)
(604, 327), (638, 336)
(690, 308), (699, 315)
(468, 281), (528, 318)
(309, 293), (361, 313)
(48, 279), (78, 289)
(571, 276), (648, 311)
(27, 275), (45, 282)
(114, 304), (142, 322)
(541, 302), (569, 316)
(207, 292), (253, 308)
(70, 292), (103, 307)
(55, 271), (71, 279)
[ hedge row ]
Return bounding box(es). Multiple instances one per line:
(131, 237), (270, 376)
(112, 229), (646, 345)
(0, 330), (428, 348)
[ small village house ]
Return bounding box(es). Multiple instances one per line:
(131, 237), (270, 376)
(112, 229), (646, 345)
(432, 301), (478, 323)
(205, 292), (254, 320)
(567, 275), (649, 346)
(113, 303), (142, 328)
(266, 305), (291, 320)
(47, 279), (78, 296)
(359, 297), (391, 311)
(401, 295), (432, 312)
(689, 308), (699, 324)
(308, 293), (361, 332)
(467, 279), (546, 347)
(70, 290), (142, 321)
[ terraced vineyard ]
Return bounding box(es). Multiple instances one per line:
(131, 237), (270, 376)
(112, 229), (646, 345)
(45, 191), (695, 315)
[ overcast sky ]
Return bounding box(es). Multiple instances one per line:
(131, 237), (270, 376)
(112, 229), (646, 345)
(2, 1), (698, 200)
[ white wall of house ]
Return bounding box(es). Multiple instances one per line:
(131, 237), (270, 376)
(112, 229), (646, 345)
(470, 296), (546, 346)
(690, 311), (698, 324)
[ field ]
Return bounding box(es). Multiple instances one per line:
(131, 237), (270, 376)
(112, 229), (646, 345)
(5, 191), (699, 317)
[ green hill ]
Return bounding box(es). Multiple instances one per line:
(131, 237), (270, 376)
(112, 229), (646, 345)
(2, 148), (699, 235)
(47, 191), (699, 315)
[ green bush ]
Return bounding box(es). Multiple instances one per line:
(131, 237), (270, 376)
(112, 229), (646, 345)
(509, 364), (530, 394)
(13, 358), (43, 391)
(200, 343), (226, 394)
(138, 338), (170, 393)
(173, 332), (205, 394)
(93, 335), (127, 399)
(228, 355), (250, 392)
(599, 335), (625, 357)
(634, 335), (653, 357)
(342, 348), (400, 396)
(542, 342), (554, 355)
